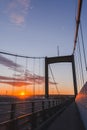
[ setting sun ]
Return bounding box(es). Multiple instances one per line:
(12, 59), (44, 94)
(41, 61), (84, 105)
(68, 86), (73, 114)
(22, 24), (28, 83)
(18, 91), (26, 99)
(20, 92), (25, 96)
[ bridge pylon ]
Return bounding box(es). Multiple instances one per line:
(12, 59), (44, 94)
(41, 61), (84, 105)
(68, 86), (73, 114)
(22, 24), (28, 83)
(45, 55), (77, 98)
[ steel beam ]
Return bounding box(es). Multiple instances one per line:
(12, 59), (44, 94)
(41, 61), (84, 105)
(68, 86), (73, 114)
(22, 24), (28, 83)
(72, 55), (78, 97)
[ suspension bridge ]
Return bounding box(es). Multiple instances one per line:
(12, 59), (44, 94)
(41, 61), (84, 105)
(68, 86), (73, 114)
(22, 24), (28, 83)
(0, 0), (87, 130)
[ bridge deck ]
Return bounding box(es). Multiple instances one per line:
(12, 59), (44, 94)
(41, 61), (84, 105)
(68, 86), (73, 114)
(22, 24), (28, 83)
(46, 102), (85, 130)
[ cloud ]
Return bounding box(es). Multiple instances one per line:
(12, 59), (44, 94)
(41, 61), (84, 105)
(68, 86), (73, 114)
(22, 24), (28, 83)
(0, 76), (14, 81)
(10, 13), (24, 25)
(0, 54), (22, 72)
(18, 0), (30, 12)
(7, 0), (31, 25)
(0, 81), (32, 87)
(0, 75), (25, 81)
(49, 81), (58, 85)
(0, 54), (56, 86)
(0, 54), (45, 84)
(0, 74), (44, 87)
(0, 74), (55, 87)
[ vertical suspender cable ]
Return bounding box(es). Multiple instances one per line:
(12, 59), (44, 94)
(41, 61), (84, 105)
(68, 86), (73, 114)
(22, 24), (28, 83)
(38, 58), (40, 95)
(12, 55), (17, 100)
(33, 58), (35, 97)
(80, 22), (87, 71)
(75, 52), (81, 91)
(49, 65), (60, 94)
(24, 57), (28, 95)
(78, 36), (84, 85)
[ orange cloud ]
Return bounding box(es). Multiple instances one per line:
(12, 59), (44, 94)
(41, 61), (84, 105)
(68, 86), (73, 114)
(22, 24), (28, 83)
(0, 81), (32, 87)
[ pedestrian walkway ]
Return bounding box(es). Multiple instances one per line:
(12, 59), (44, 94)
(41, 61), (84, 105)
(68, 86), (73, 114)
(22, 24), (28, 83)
(47, 102), (85, 130)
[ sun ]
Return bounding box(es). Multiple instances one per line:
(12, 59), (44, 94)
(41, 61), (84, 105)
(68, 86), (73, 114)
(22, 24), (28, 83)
(18, 91), (26, 99)
(18, 91), (30, 99)
(20, 91), (25, 96)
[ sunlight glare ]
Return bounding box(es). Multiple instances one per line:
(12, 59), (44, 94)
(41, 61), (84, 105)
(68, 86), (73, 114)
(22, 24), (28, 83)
(20, 91), (25, 96)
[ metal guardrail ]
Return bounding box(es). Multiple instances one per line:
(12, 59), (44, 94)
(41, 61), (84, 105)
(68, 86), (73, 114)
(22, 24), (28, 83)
(0, 96), (74, 130)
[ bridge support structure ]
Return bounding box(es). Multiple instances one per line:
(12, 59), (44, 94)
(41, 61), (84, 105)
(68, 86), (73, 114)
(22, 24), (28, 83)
(45, 55), (77, 98)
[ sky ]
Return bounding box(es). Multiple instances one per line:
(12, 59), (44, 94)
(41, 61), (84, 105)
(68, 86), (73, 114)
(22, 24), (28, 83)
(0, 0), (87, 96)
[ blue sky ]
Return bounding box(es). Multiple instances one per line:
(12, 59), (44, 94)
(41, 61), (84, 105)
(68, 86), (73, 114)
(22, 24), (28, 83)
(0, 0), (86, 57)
(0, 0), (82, 56)
(0, 0), (87, 95)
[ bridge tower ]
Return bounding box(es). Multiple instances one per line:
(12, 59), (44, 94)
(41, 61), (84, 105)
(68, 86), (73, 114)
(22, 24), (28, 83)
(45, 55), (77, 98)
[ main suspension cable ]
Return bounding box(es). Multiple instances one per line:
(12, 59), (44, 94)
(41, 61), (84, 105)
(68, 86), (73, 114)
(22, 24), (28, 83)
(73, 0), (83, 54)
(0, 51), (45, 59)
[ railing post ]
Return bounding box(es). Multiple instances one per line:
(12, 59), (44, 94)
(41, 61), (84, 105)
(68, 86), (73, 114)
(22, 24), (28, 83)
(32, 101), (35, 113)
(42, 101), (44, 110)
(10, 103), (17, 130)
(56, 100), (57, 106)
(52, 100), (54, 107)
(31, 101), (37, 130)
(42, 101), (46, 121)
(10, 103), (15, 119)
(48, 101), (50, 108)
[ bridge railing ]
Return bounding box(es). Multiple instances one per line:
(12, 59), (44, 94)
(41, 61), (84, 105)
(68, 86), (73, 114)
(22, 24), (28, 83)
(0, 96), (74, 130)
